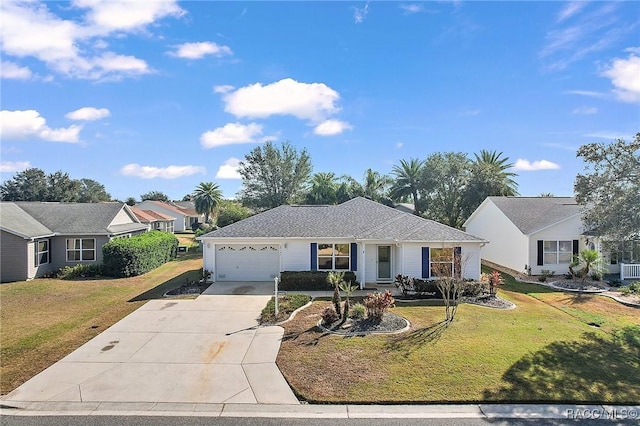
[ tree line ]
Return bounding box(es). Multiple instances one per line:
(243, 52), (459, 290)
(2, 133), (637, 239)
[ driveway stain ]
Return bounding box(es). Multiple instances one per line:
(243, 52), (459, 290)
(232, 286), (255, 295)
(160, 302), (178, 310)
(101, 340), (120, 352)
(203, 341), (226, 362)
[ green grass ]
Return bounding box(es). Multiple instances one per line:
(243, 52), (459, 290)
(0, 253), (203, 395)
(260, 294), (312, 323)
(276, 269), (640, 404)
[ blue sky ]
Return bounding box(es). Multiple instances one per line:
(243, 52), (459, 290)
(1, 1), (638, 202)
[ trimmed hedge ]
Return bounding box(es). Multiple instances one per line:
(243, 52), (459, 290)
(102, 231), (179, 278)
(279, 271), (357, 291)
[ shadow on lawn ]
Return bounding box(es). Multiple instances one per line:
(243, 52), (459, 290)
(483, 326), (640, 403)
(128, 269), (201, 302)
(383, 320), (449, 355)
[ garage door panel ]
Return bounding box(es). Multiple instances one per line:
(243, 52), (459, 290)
(216, 245), (279, 281)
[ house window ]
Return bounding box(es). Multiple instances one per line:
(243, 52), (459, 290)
(430, 248), (454, 278)
(167, 221), (174, 233)
(610, 240), (640, 264)
(34, 239), (49, 266)
(543, 240), (572, 264)
(317, 243), (350, 270)
(66, 238), (96, 262)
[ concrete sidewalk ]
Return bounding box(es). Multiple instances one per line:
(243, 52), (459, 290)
(1, 295), (299, 406)
(2, 402), (638, 420)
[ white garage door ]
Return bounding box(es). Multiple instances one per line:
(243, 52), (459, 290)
(215, 244), (280, 281)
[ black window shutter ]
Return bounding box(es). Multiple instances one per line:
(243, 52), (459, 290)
(421, 247), (430, 278)
(572, 240), (579, 256)
(537, 240), (544, 266)
(350, 243), (358, 271)
(310, 243), (317, 271)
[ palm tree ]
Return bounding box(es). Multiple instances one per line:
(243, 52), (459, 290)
(193, 182), (223, 224)
(473, 150), (518, 195)
(306, 172), (338, 204)
(362, 168), (392, 202)
(464, 150), (519, 218)
(390, 158), (424, 215)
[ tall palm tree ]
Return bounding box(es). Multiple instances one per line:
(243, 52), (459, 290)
(464, 150), (519, 218)
(390, 158), (424, 215)
(193, 182), (223, 224)
(473, 150), (518, 195)
(362, 168), (392, 202)
(306, 172), (338, 204)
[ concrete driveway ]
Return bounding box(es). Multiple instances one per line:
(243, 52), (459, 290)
(2, 294), (299, 406)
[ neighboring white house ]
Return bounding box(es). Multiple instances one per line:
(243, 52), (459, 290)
(198, 197), (486, 285)
(135, 200), (201, 232)
(463, 196), (638, 277)
(130, 207), (175, 233)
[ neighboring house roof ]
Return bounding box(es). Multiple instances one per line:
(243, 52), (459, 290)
(200, 197), (484, 242)
(1, 202), (147, 237)
(0, 203), (55, 239)
(138, 200), (200, 217)
(130, 207), (174, 223)
(470, 196), (583, 235)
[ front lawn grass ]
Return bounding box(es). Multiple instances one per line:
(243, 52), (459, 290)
(276, 272), (640, 404)
(0, 254), (203, 395)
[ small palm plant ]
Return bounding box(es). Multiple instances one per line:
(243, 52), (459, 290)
(338, 280), (359, 321)
(327, 271), (345, 317)
(576, 249), (605, 283)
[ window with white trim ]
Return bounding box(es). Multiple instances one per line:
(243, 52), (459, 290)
(543, 240), (572, 264)
(34, 239), (49, 266)
(430, 248), (454, 278)
(318, 243), (350, 270)
(66, 238), (96, 262)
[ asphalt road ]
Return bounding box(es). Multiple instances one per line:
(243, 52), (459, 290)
(2, 417), (637, 426)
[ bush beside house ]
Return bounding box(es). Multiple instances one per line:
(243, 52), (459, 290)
(103, 231), (179, 278)
(279, 271), (357, 291)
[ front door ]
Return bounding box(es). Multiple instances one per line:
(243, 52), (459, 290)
(377, 245), (392, 281)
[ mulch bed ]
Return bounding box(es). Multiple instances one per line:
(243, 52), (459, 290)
(318, 313), (409, 336)
(461, 294), (516, 309)
(164, 281), (210, 296)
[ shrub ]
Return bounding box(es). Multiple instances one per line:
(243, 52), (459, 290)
(349, 303), (366, 319)
(260, 294), (311, 323)
(462, 281), (487, 297)
(363, 290), (395, 321)
(103, 231), (178, 278)
(321, 305), (340, 325)
(621, 281), (640, 296)
(538, 269), (555, 282)
(57, 263), (105, 279)
(279, 271), (357, 291)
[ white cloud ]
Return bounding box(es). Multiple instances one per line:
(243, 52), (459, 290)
(213, 84), (235, 94)
(222, 78), (341, 122)
(563, 90), (608, 99)
(0, 0), (181, 80)
(571, 106), (598, 115)
(0, 61), (32, 79)
(583, 131), (633, 141)
(396, 142), (404, 149)
(215, 158), (242, 179)
(354, 2), (369, 24)
(601, 54), (640, 103)
(0, 161), (31, 173)
(557, 2), (587, 22)
(120, 163), (206, 179)
(625, 46), (640, 55)
(313, 119), (353, 136)
(66, 107), (111, 121)
(200, 122), (263, 148)
(170, 42), (232, 59)
(400, 4), (423, 14)
(76, 0), (185, 33)
(513, 159), (561, 171)
(0, 110), (81, 143)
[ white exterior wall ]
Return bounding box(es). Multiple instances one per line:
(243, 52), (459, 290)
(399, 242), (482, 281)
(465, 200), (529, 274)
(402, 243), (424, 279)
(111, 207), (137, 226)
(528, 216), (584, 275)
(364, 244), (377, 283)
(136, 201), (184, 231)
(281, 241), (311, 271)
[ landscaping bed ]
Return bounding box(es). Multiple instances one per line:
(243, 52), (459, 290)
(318, 312), (409, 336)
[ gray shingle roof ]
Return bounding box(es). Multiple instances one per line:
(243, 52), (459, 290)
(0, 203), (54, 238)
(201, 197), (483, 242)
(487, 196), (582, 235)
(6, 202), (147, 236)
